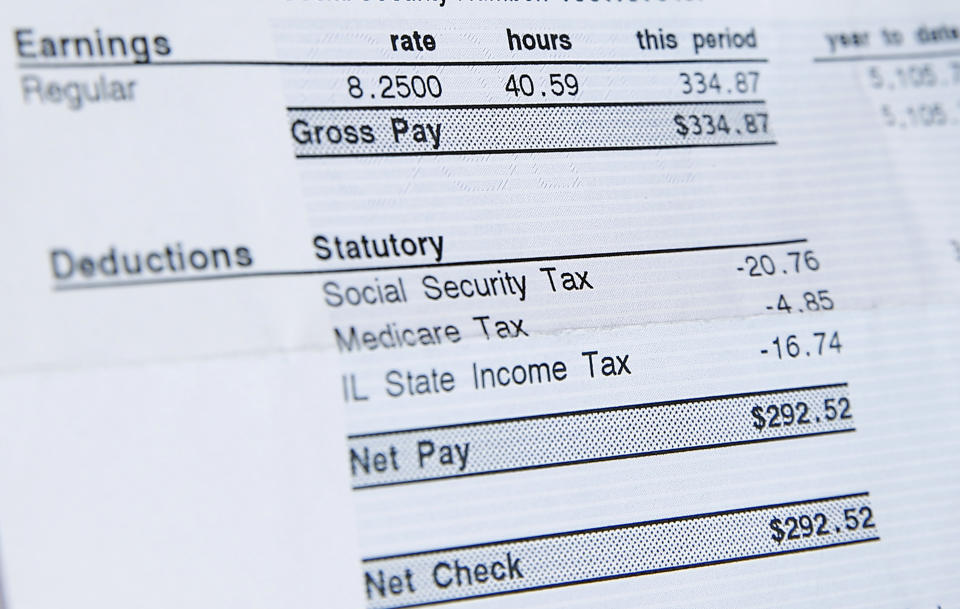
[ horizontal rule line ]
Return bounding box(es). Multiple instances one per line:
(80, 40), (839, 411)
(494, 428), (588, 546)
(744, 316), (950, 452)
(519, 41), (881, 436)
(16, 58), (769, 69)
(348, 382), (849, 438)
(351, 428), (857, 490)
(52, 237), (806, 291)
(295, 140), (778, 159)
(813, 48), (960, 62)
(289, 99), (769, 111)
(362, 491), (870, 562)
(371, 537), (880, 609)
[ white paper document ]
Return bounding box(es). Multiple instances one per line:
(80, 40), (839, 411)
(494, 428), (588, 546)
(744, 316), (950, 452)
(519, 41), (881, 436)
(1, 1), (958, 608)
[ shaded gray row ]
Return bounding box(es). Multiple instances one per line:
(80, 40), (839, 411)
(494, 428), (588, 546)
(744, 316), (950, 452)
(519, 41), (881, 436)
(363, 492), (877, 609)
(349, 384), (852, 488)
(288, 101), (773, 157)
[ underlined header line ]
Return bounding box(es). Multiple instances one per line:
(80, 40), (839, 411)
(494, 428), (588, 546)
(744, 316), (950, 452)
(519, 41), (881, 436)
(813, 47), (960, 62)
(53, 237), (807, 292)
(18, 57), (769, 69)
